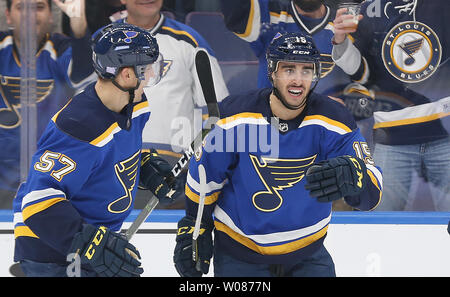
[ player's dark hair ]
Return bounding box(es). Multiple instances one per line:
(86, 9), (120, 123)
(6, 0), (52, 10)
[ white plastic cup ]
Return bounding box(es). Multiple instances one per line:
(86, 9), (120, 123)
(338, 2), (361, 29)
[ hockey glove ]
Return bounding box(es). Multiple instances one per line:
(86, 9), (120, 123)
(139, 149), (183, 205)
(304, 155), (368, 203)
(173, 216), (213, 277)
(68, 224), (143, 277)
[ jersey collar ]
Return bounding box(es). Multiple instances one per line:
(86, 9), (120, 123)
(290, 1), (331, 35)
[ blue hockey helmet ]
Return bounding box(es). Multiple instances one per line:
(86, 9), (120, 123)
(92, 23), (161, 83)
(266, 32), (321, 83)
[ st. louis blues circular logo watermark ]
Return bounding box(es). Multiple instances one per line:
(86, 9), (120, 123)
(382, 21), (441, 83)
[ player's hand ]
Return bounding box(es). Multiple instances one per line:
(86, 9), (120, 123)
(305, 155), (368, 203)
(173, 216), (213, 277)
(332, 8), (363, 44)
(139, 149), (183, 205)
(68, 224), (143, 277)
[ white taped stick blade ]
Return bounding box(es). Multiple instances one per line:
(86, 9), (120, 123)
(193, 164), (207, 241)
(192, 164), (207, 271)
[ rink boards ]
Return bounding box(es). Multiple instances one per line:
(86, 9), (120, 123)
(0, 210), (449, 277)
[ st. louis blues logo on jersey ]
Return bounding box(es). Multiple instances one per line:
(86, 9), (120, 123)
(0, 76), (54, 128)
(161, 59), (173, 79)
(108, 150), (140, 213)
(382, 21), (442, 83)
(249, 154), (317, 212)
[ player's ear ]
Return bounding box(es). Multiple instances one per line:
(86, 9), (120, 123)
(270, 71), (275, 83)
(117, 67), (134, 82)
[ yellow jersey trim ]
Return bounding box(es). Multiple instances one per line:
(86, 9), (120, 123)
(302, 115), (353, 133)
(185, 184), (220, 205)
(14, 226), (39, 239)
(90, 101), (149, 146)
(22, 197), (66, 222)
(215, 220), (328, 255)
(161, 26), (199, 47)
(236, 0), (256, 38)
(373, 112), (450, 129)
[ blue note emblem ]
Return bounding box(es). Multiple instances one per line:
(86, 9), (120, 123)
(108, 151), (140, 213)
(111, 30), (139, 44)
(249, 154), (317, 212)
(122, 31), (139, 43)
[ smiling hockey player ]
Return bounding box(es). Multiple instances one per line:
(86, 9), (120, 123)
(12, 23), (181, 277)
(173, 32), (383, 277)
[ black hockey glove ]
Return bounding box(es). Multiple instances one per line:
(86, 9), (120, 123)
(139, 149), (183, 205)
(305, 155), (368, 203)
(173, 216), (213, 277)
(68, 224), (143, 277)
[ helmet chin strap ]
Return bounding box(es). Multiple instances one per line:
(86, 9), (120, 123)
(111, 75), (141, 131)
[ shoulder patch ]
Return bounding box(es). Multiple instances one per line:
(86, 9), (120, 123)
(381, 21), (442, 83)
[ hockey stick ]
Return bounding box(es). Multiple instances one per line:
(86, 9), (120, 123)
(124, 49), (220, 240)
(192, 164), (207, 271)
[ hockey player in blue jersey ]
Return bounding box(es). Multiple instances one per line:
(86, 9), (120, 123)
(173, 32), (383, 277)
(13, 23), (181, 277)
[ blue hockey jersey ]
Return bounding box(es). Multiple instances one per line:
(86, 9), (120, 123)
(13, 83), (150, 264)
(220, 0), (352, 95)
(333, 0), (450, 145)
(0, 31), (96, 193)
(184, 88), (383, 264)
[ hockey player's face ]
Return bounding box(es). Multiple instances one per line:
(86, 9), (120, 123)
(272, 61), (314, 106)
(6, 0), (53, 44)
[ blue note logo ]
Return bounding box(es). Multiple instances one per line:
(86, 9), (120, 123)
(108, 151), (140, 213)
(382, 21), (441, 83)
(0, 76), (54, 128)
(111, 30), (139, 44)
(249, 154), (317, 212)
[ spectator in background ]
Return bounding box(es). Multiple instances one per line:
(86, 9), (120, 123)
(0, 0), (95, 208)
(117, 0), (229, 209)
(62, 0), (126, 35)
(162, 0), (195, 22)
(332, 0), (450, 210)
(219, 0), (352, 97)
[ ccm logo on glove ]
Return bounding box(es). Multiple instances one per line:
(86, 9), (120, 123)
(348, 156), (364, 188)
(177, 226), (206, 236)
(84, 226), (107, 260)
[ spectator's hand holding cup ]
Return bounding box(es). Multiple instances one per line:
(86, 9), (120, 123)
(332, 2), (363, 45)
